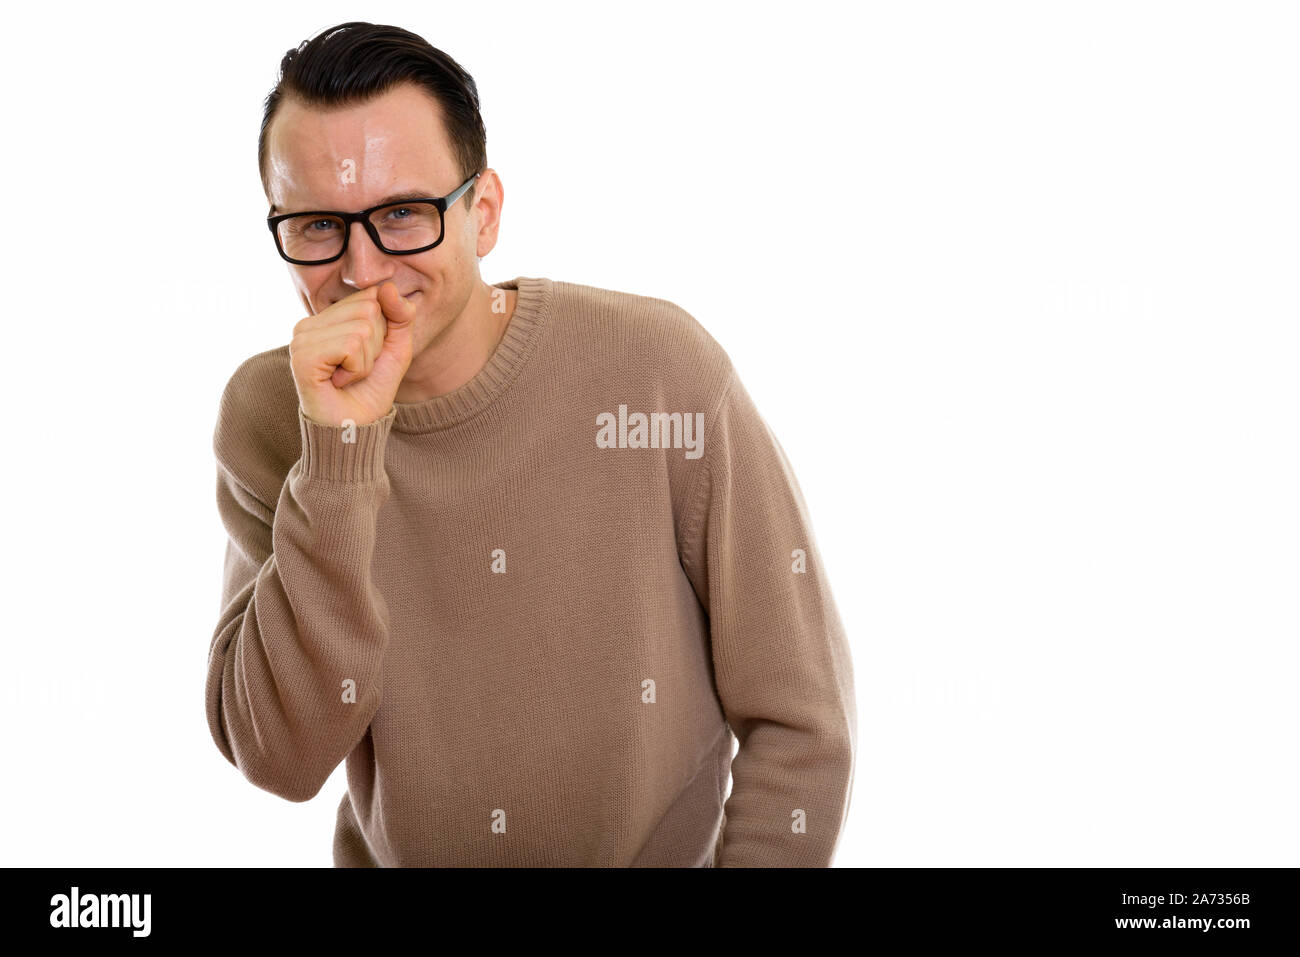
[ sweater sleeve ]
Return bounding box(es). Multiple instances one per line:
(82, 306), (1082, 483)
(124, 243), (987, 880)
(678, 369), (857, 867)
(206, 405), (396, 802)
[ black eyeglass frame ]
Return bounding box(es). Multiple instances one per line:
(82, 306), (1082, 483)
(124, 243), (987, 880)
(266, 172), (481, 265)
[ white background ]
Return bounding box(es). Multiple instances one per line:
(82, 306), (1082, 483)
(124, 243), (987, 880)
(1, 0), (1296, 867)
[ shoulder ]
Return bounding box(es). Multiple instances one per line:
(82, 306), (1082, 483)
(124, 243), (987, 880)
(213, 344), (301, 501)
(548, 278), (737, 403)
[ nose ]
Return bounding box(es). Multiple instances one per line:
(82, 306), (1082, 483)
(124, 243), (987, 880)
(339, 220), (396, 291)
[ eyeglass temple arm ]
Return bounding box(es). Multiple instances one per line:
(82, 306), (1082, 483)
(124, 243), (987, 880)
(445, 172), (481, 207)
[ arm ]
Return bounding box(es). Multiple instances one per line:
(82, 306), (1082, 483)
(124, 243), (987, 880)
(678, 370), (857, 866)
(206, 407), (396, 802)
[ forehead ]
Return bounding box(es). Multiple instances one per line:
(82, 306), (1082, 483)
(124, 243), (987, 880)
(266, 82), (455, 209)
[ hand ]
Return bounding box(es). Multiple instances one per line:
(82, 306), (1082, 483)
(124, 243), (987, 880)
(288, 281), (417, 427)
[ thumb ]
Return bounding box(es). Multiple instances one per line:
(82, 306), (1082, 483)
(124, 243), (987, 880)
(375, 282), (416, 375)
(377, 280), (417, 329)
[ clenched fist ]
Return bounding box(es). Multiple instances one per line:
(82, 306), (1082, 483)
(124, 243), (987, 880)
(289, 281), (417, 427)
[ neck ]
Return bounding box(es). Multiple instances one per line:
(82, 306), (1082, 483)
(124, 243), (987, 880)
(395, 280), (516, 404)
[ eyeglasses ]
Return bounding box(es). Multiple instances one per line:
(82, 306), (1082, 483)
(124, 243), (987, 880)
(266, 172), (481, 265)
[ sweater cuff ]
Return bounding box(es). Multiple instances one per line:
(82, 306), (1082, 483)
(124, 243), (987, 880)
(297, 406), (395, 482)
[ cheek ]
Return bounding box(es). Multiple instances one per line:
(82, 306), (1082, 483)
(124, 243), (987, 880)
(290, 281), (314, 314)
(295, 270), (334, 312)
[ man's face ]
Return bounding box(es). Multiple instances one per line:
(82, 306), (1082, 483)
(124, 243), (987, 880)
(265, 82), (485, 347)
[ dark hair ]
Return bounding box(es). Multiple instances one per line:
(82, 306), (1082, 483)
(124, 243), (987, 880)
(258, 21), (487, 211)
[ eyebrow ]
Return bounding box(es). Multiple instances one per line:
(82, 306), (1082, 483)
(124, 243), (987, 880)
(269, 189), (439, 217)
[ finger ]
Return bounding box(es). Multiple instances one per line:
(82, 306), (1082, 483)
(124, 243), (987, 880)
(336, 313), (386, 387)
(367, 298), (387, 360)
(292, 284), (383, 334)
(295, 315), (373, 373)
(335, 328), (371, 378)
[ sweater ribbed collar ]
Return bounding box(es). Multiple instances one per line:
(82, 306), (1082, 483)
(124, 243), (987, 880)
(391, 276), (553, 433)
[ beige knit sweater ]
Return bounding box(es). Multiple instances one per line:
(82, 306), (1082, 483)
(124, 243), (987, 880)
(207, 276), (856, 866)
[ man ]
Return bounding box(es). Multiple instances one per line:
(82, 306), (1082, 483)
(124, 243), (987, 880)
(208, 20), (856, 867)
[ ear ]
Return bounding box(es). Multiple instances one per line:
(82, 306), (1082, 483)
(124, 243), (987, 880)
(472, 168), (505, 258)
